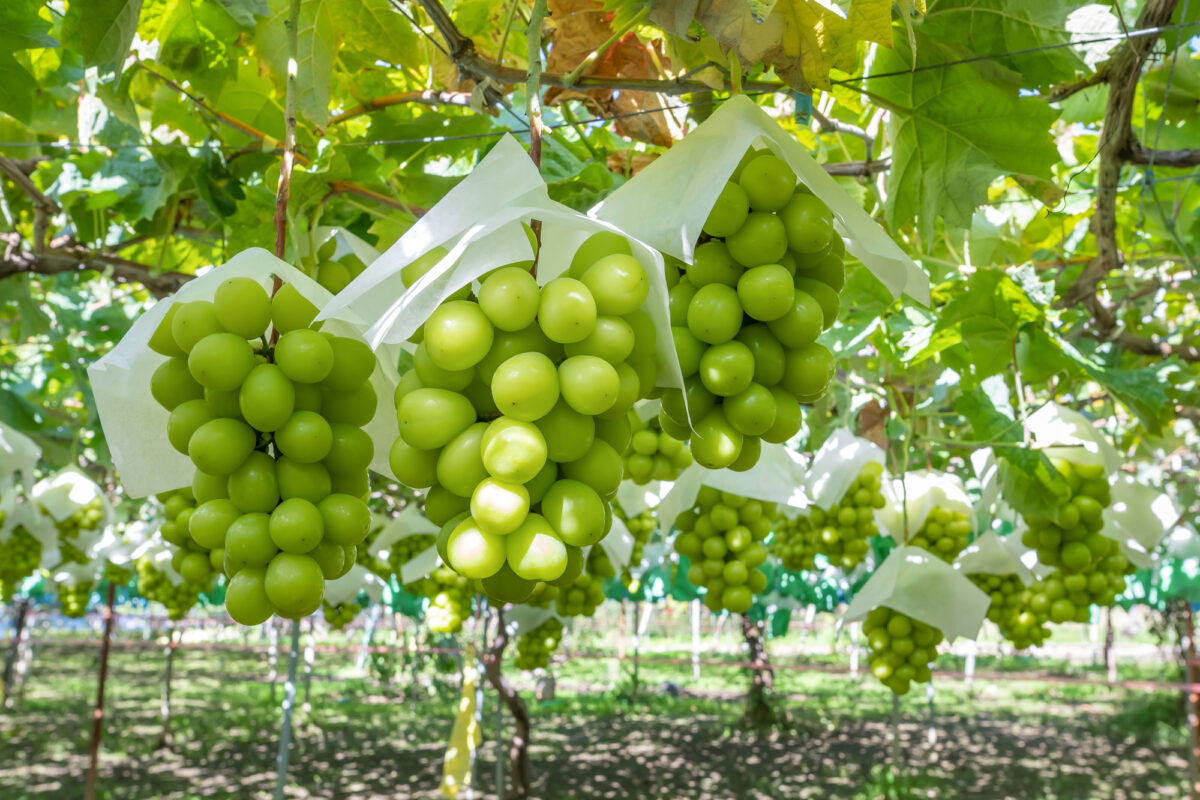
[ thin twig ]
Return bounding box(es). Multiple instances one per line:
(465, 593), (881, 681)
(273, 0), (302, 269)
(326, 90), (474, 126)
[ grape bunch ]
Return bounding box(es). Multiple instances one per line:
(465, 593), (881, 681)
(102, 561), (132, 586)
(0, 527), (42, 600)
(672, 487), (773, 613)
(624, 413), (692, 484)
(58, 580), (94, 618)
(970, 573), (1050, 650)
(863, 606), (943, 695)
(514, 617), (564, 671)
(355, 520), (391, 579)
(409, 564), (473, 634)
(307, 237), (367, 294)
(658, 148), (844, 469)
(149, 276), (375, 625)
(775, 463), (885, 571)
(51, 497), (105, 564)
(554, 546), (612, 617)
(907, 507), (972, 562)
(156, 489), (219, 591)
(323, 600), (362, 630)
(1019, 460), (1128, 623)
(390, 235), (661, 604)
(621, 508), (657, 574)
(135, 557), (208, 620)
(524, 581), (558, 609)
(387, 533), (436, 577)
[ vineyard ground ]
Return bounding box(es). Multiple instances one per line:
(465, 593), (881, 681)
(0, 636), (1190, 799)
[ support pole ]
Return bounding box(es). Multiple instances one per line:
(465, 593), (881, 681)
(890, 693), (902, 772)
(965, 639), (976, 694)
(849, 621), (860, 678)
(357, 603), (381, 672)
(273, 619), (302, 800)
(1185, 604), (1200, 800)
(690, 600), (701, 681)
(302, 615), (315, 711)
(156, 624), (176, 751)
(268, 617), (279, 703)
(1105, 607), (1117, 683)
(84, 582), (117, 800)
(2, 596), (30, 708)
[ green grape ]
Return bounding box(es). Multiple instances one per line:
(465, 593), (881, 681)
(171, 301), (223, 353)
(58, 580), (95, 618)
(409, 564), (473, 633)
(0, 527), (43, 595)
(621, 413), (691, 485)
(863, 605), (943, 695)
(478, 266), (540, 332)
(275, 329), (334, 384)
(214, 277), (272, 339)
(970, 572), (1050, 650)
(188, 332), (256, 391)
(908, 506), (972, 562)
(387, 533), (436, 576)
(774, 463), (883, 571)
(739, 154), (795, 212)
(514, 618), (564, 671)
(672, 487), (775, 613)
(323, 600), (363, 630)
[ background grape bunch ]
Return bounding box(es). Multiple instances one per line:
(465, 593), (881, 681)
(971, 573), (1051, 650)
(0, 527), (42, 600)
(1020, 460), (1128, 624)
(907, 507), (972, 562)
(672, 487), (773, 613)
(554, 546), (613, 617)
(514, 617), (564, 671)
(306, 237), (367, 295)
(772, 463), (884, 571)
(156, 490), (219, 592)
(50, 497), (104, 564)
(149, 276), (376, 625)
(623, 413), (691, 484)
(58, 580), (94, 618)
(619, 507), (657, 581)
(409, 564), (473, 634)
(387, 532), (436, 577)
(390, 234), (660, 605)
(863, 606), (943, 696)
(323, 600), (362, 630)
(135, 556), (209, 620)
(658, 148), (845, 469)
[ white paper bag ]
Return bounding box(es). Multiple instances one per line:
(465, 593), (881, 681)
(656, 444), (808, 529)
(369, 504), (441, 583)
(805, 430), (885, 511)
(31, 469), (114, 545)
(875, 470), (972, 543)
(1102, 473), (1178, 568)
(88, 249), (403, 497)
(1027, 403), (1121, 474)
(843, 545), (990, 641)
(325, 563), (386, 606)
(955, 531), (1034, 585)
(316, 135), (683, 395)
(299, 225), (382, 270)
(591, 94), (929, 305)
(0, 421), (39, 486)
(506, 604), (560, 637)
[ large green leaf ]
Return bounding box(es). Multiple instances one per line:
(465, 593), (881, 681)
(60, 0), (143, 74)
(919, 0), (1083, 87)
(868, 29), (1060, 238)
(256, 0), (340, 129)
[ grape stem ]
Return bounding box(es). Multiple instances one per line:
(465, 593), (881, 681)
(271, 0), (302, 304)
(525, 0), (548, 277)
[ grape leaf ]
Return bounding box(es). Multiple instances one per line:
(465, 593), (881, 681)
(847, 0), (894, 47)
(919, 0), (1084, 88)
(216, 0), (268, 26)
(255, 0), (340, 129)
(60, 0), (143, 75)
(868, 28), (1060, 239)
(0, 0), (57, 122)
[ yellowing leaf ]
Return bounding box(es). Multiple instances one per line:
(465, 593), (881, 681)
(847, 0), (894, 47)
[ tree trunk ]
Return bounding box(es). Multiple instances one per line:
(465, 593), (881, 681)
(740, 614), (776, 729)
(1105, 607), (1117, 683)
(2, 597), (30, 709)
(483, 609), (531, 800)
(84, 582), (117, 800)
(155, 625), (176, 750)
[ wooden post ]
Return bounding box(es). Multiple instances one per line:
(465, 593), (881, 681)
(302, 615), (315, 711)
(482, 608), (531, 800)
(273, 619), (302, 800)
(890, 693), (902, 771)
(156, 625), (176, 751)
(267, 617), (279, 703)
(1185, 604), (1200, 800)
(849, 621), (860, 678)
(84, 582), (117, 800)
(690, 600), (701, 681)
(965, 639), (976, 693)
(357, 603), (380, 672)
(2, 596), (30, 709)
(740, 614), (776, 728)
(1105, 607), (1117, 683)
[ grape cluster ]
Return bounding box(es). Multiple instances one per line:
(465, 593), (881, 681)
(622, 508), (657, 574)
(514, 618), (564, 671)
(409, 564), (473, 634)
(672, 487), (773, 613)
(135, 557), (208, 620)
(390, 236), (660, 604)
(774, 463), (885, 571)
(864, 606), (943, 695)
(0, 527), (42, 600)
(624, 413), (691, 484)
(51, 497), (105, 564)
(102, 561), (132, 586)
(149, 277), (376, 625)
(1019, 460), (1128, 623)
(971, 573), (1050, 650)
(907, 507), (972, 562)
(554, 546), (612, 617)
(524, 581), (557, 609)
(387, 533), (436, 577)
(156, 489), (218, 594)
(658, 148), (844, 469)
(355, 521), (391, 579)
(307, 237), (367, 294)
(58, 580), (94, 618)
(323, 600), (362, 630)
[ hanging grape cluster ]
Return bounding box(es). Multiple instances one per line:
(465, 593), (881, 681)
(624, 413), (691, 484)
(408, 564), (473, 634)
(307, 237), (367, 294)
(150, 277), (375, 625)
(864, 606), (943, 695)
(514, 617), (564, 671)
(621, 508), (657, 577)
(659, 148), (844, 469)
(135, 556), (209, 620)
(907, 507), (972, 562)
(0, 527), (42, 600)
(51, 497), (104, 564)
(554, 546), (613, 617)
(156, 489), (219, 591)
(970, 573), (1050, 650)
(58, 580), (94, 618)
(1020, 460), (1129, 624)
(772, 463), (885, 571)
(390, 235), (660, 604)
(323, 600), (362, 630)
(388, 533), (436, 577)
(672, 487), (773, 613)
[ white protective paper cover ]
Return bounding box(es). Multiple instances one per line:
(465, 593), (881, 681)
(1027, 403), (1121, 473)
(300, 225), (382, 269)
(955, 530), (1034, 585)
(1101, 473), (1179, 569)
(843, 545), (990, 641)
(317, 135), (683, 396)
(369, 505), (440, 585)
(325, 563), (386, 606)
(874, 470), (972, 543)
(805, 429), (885, 512)
(655, 444), (808, 531)
(87, 250), (402, 497)
(0, 421), (40, 486)
(591, 94), (929, 305)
